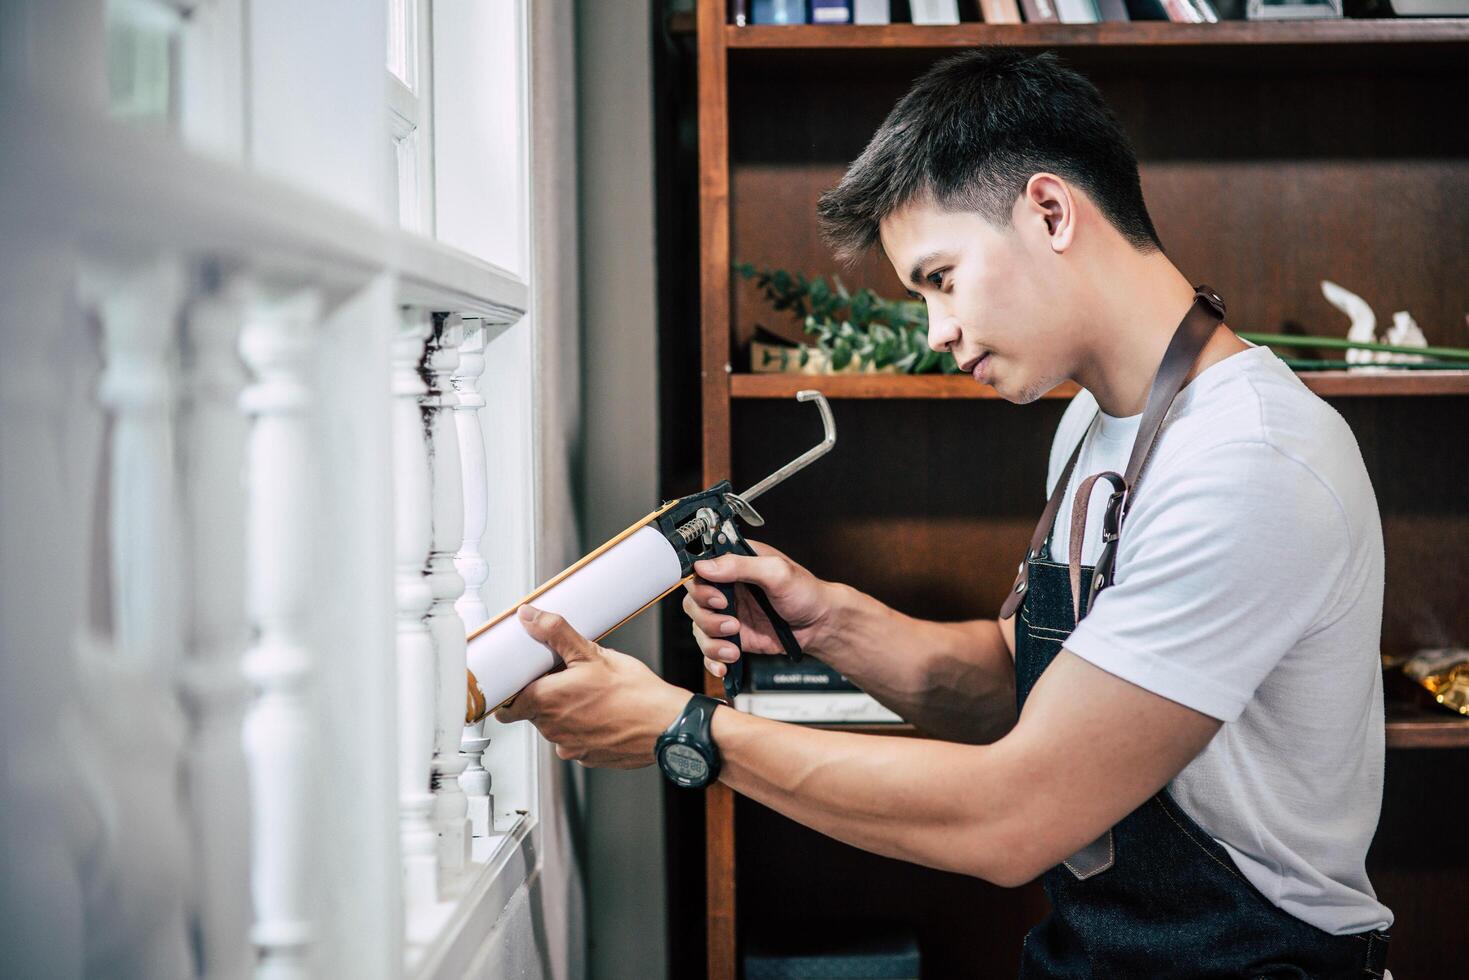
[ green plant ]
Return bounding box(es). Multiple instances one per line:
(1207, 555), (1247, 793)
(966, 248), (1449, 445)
(736, 263), (959, 374)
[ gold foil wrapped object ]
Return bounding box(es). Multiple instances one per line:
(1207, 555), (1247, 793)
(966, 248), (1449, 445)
(1403, 649), (1469, 717)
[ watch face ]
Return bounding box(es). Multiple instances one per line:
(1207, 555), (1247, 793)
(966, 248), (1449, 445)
(661, 742), (709, 784)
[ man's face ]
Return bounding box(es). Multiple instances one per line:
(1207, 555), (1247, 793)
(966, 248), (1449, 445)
(878, 196), (1073, 403)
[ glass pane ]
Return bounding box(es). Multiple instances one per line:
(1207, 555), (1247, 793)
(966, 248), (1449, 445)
(106, 0), (182, 126)
(386, 0), (416, 88)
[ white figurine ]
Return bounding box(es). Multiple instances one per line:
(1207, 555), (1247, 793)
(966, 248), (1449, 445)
(1382, 310), (1428, 364)
(1320, 280), (1377, 366)
(1320, 280), (1428, 368)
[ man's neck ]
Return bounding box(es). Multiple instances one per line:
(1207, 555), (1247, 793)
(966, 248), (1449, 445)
(1070, 254), (1238, 418)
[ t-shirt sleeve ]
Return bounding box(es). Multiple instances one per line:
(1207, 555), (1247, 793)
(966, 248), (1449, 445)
(1062, 439), (1351, 723)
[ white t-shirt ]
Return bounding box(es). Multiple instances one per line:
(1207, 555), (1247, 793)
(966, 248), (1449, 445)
(1046, 344), (1393, 936)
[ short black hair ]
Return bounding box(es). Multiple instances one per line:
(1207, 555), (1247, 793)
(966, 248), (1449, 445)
(816, 49), (1162, 263)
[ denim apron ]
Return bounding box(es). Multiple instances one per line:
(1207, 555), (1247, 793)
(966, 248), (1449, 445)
(1000, 288), (1391, 979)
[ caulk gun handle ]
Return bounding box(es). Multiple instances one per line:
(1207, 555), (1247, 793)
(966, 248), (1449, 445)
(729, 536), (805, 665)
(715, 539), (806, 702)
(714, 580), (745, 703)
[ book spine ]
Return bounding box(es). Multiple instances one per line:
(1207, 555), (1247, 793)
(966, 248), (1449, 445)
(1096, 0), (1132, 19)
(909, 0), (962, 23)
(751, 0), (809, 24)
(1056, 0), (1101, 20)
(1020, 0), (1061, 20)
(811, 0), (854, 22)
(853, 0), (892, 22)
(748, 659), (860, 692)
(979, 0), (1025, 21)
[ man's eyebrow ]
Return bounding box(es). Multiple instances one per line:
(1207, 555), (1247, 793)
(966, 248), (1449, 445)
(908, 251), (946, 288)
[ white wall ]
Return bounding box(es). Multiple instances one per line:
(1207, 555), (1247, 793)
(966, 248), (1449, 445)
(575, 2), (669, 979)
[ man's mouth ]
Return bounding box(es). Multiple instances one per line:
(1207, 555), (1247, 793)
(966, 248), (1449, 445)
(961, 352), (992, 382)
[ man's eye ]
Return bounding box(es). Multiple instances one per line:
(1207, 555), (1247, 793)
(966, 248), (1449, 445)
(927, 269), (946, 289)
(905, 289), (922, 301)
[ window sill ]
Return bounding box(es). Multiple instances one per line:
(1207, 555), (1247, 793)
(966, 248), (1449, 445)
(408, 813), (539, 980)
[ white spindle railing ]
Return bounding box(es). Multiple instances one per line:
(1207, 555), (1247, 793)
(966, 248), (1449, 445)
(180, 277), (254, 980)
(423, 314), (471, 883)
(394, 309), (441, 928)
(86, 256), (197, 979)
(239, 286), (323, 980)
(452, 318), (495, 838)
(90, 258), (188, 674)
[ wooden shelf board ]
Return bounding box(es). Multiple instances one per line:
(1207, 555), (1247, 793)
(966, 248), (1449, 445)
(722, 20), (1469, 50)
(730, 371), (1469, 400)
(1385, 700), (1469, 749)
(808, 706), (1469, 749)
(731, 374), (1078, 399)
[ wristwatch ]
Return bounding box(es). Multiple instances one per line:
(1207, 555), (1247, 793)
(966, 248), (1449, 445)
(655, 694), (724, 789)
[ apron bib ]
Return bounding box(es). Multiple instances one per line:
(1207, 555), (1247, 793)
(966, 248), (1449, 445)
(1000, 287), (1391, 979)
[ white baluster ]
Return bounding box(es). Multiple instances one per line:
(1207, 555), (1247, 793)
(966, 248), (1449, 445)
(180, 278), (253, 980)
(423, 314), (471, 880)
(453, 318), (494, 838)
(86, 257), (198, 978)
(394, 310), (439, 925)
(239, 286), (322, 980)
(91, 258), (187, 673)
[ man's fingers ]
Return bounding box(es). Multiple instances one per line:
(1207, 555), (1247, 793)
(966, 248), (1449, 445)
(703, 655), (727, 678)
(692, 622), (741, 664)
(691, 552), (790, 595)
(494, 690), (535, 724)
(518, 604), (598, 663)
(681, 592), (742, 643)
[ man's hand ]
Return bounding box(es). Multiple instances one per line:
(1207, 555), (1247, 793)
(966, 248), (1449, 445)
(494, 605), (689, 768)
(682, 539), (838, 680)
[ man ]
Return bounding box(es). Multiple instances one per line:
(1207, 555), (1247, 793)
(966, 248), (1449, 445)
(497, 50), (1393, 977)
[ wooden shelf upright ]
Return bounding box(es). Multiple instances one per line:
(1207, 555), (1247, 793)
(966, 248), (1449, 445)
(692, 3), (1469, 976)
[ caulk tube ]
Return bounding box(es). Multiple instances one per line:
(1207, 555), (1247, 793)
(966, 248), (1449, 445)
(466, 508), (686, 715)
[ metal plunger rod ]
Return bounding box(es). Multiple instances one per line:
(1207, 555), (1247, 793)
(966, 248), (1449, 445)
(735, 390), (836, 505)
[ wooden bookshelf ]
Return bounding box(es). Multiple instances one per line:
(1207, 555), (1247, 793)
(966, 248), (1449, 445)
(731, 371), (1469, 399)
(811, 702), (1469, 750)
(723, 19), (1469, 49)
(688, 2), (1469, 977)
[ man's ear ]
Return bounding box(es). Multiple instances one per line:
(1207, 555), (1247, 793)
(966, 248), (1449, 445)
(1020, 173), (1077, 254)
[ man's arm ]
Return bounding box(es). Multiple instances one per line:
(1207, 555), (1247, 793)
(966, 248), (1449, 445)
(816, 583), (1018, 743)
(497, 605), (1219, 887)
(687, 549), (1019, 744)
(709, 648), (1219, 886)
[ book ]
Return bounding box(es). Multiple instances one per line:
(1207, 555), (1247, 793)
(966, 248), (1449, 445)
(979, 0), (1025, 21)
(1097, 0), (1132, 18)
(909, 0), (962, 23)
(854, 0), (893, 22)
(734, 691), (905, 724)
(1192, 0), (1221, 19)
(1122, 0), (1170, 18)
(811, 0), (854, 21)
(751, 0), (808, 23)
(1056, 0), (1102, 19)
(749, 656), (860, 692)
(1020, 0), (1062, 21)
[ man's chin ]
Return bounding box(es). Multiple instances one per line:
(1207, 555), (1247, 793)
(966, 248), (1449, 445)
(999, 375), (1054, 406)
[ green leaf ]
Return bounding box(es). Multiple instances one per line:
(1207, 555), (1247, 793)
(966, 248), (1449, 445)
(830, 337), (853, 371)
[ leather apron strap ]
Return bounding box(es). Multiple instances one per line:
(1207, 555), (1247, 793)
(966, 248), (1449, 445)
(1000, 285), (1226, 622)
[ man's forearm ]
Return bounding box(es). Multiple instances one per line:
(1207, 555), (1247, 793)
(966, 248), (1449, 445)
(709, 706), (1031, 885)
(812, 583), (1017, 743)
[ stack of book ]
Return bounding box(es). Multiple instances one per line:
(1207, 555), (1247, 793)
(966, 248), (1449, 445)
(732, 656), (905, 724)
(731, 0), (1227, 24)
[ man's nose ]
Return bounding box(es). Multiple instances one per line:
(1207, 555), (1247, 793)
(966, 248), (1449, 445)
(927, 315), (960, 355)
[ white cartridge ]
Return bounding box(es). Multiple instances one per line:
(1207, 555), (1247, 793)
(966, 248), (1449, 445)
(467, 524), (686, 712)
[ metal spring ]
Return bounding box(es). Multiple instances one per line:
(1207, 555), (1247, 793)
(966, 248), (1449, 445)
(675, 516), (713, 544)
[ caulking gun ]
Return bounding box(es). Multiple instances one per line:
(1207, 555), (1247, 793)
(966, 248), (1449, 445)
(465, 390), (837, 720)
